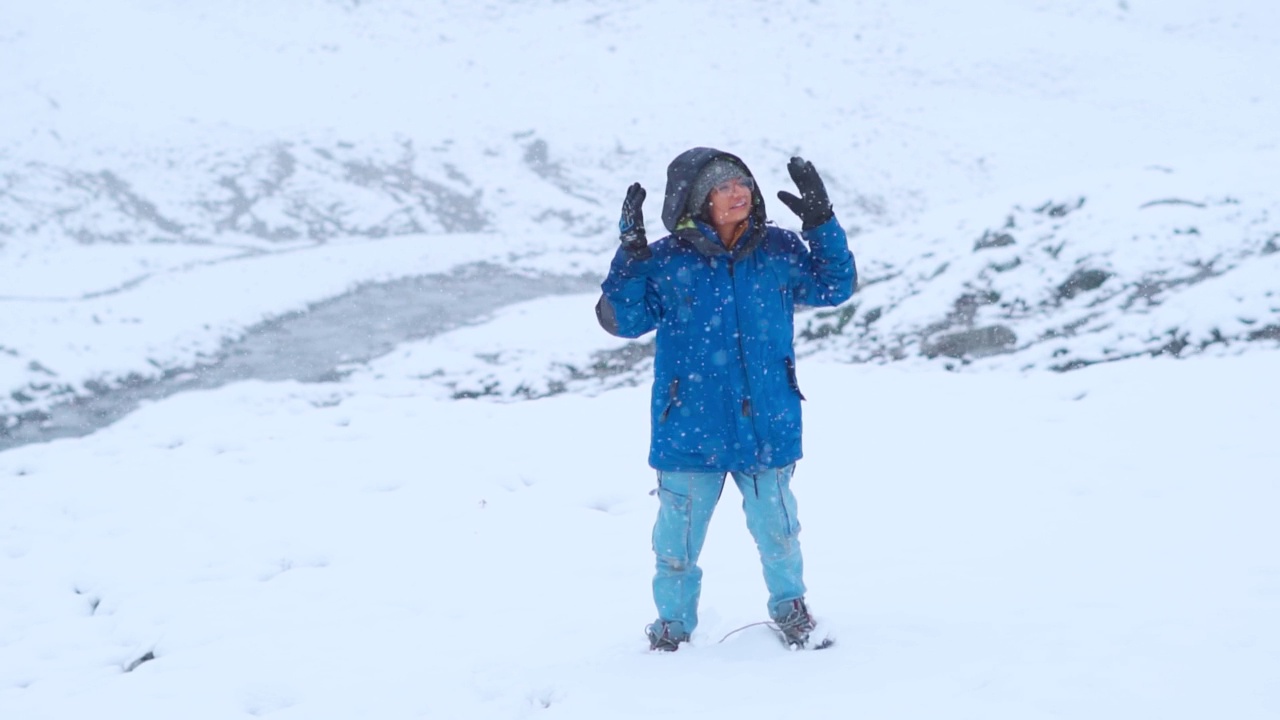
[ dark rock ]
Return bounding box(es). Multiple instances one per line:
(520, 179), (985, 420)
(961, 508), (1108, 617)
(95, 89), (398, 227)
(124, 651), (155, 673)
(1138, 198), (1206, 209)
(1247, 325), (1280, 341)
(1034, 197), (1085, 218)
(1058, 268), (1111, 300)
(922, 325), (1017, 359)
(586, 341), (655, 378)
(800, 304), (858, 340)
(974, 230), (1016, 251)
(1154, 330), (1190, 357)
(953, 291), (1001, 324)
(989, 257), (1022, 273)
(1051, 358), (1095, 372)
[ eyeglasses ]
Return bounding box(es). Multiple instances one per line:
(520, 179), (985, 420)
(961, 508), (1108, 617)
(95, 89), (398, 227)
(711, 177), (754, 195)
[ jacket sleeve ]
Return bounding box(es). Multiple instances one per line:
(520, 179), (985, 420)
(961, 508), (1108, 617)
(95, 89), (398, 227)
(790, 216), (856, 307)
(596, 245), (663, 338)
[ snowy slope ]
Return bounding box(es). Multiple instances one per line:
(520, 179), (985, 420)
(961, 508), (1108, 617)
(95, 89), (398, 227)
(356, 159), (1280, 403)
(3, 0), (1280, 420)
(1, 352), (1277, 718)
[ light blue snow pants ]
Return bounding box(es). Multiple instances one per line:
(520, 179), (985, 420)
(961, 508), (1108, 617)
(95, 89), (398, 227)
(651, 463), (806, 638)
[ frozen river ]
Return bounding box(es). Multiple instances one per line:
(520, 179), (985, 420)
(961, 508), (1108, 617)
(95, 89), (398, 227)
(0, 264), (601, 452)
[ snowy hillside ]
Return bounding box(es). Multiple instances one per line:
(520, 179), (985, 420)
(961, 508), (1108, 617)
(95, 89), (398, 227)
(3, 0), (1280, 426)
(356, 157), (1280, 402)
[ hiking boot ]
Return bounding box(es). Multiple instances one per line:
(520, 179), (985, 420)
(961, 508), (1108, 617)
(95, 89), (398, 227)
(774, 598), (816, 649)
(645, 620), (688, 652)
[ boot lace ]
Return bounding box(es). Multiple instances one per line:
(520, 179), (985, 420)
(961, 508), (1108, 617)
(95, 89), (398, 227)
(776, 599), (815, 647)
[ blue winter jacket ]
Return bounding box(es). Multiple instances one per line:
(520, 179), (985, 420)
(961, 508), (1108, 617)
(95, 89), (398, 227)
(597, 148), (856, 473)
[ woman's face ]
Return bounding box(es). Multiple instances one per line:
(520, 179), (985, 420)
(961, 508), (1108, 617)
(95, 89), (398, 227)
(706, 177), (754, 228)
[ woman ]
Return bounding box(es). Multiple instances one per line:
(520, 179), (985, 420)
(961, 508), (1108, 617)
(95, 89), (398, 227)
(596, 147), (856, 650)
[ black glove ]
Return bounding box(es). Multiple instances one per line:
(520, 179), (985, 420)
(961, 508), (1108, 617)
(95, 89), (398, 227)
(776, 157), (834, 231)
(618, 182), (651, 260)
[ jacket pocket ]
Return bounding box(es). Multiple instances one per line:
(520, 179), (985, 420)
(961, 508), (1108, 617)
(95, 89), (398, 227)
(783, 357), (806, 401)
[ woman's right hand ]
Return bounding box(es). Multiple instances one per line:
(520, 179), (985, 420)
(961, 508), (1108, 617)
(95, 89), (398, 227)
(618, 182), (651, 259)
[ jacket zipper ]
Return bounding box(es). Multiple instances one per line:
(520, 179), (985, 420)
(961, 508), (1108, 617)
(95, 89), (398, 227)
(728, 262), (762, 449)
(659, 377), (680, 422)
(784, 356), (807, 401)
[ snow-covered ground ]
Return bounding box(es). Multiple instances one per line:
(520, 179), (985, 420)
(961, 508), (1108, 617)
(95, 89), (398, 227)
(2, 350), (1277, 718)
(2, 0), (1279, 716)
